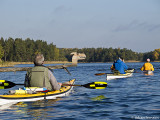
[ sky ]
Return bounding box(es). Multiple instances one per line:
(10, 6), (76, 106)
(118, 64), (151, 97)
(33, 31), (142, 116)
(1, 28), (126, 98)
(0, 0), (160, 53)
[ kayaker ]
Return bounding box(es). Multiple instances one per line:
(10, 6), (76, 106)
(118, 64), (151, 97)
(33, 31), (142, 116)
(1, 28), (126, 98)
(113, 57), (128, 74)
(24, 54), (62, 91)
(140, 58), (154, 71)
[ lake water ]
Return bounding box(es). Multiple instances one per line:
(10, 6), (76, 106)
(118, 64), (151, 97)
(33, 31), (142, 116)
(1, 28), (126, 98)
(0, 63), (160, 120)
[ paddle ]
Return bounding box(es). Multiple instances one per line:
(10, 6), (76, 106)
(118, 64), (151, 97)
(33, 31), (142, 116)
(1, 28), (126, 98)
(95, 73), (107, 76)
(0, 80), (107, 89)
(62, 81), (107, 89)
(0, 80), (24, 89)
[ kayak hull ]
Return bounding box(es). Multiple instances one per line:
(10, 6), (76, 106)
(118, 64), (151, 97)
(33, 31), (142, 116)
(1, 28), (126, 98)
(107, 69), (134, 80)
(0, 79), (75, 106)
(106, 73), (133, 80)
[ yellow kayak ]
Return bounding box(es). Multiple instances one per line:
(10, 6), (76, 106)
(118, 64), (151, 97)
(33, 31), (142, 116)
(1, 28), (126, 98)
(0, 79), (75, 106)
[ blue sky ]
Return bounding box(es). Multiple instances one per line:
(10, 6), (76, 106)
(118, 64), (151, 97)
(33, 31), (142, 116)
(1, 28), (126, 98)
(0, 0), (160, 52)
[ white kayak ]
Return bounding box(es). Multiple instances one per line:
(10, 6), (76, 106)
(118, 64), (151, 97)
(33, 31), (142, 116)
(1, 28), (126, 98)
(107, 69), (134, 80)
(0, 79), (75, 107)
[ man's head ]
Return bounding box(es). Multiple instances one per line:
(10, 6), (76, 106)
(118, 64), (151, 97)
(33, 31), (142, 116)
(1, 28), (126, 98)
(119, 57), (124, 61)
(34, 54), (44, 65)
(147, 58), (150, 62)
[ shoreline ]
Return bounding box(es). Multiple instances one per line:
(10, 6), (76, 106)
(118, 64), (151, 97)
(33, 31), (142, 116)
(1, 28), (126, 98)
(0, 61), (71, 67)
(0, 60), (159, 67)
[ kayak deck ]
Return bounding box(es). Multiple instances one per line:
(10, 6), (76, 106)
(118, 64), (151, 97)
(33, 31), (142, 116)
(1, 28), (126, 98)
(125, 69), (134, 73)
(0, 79), (75, 106)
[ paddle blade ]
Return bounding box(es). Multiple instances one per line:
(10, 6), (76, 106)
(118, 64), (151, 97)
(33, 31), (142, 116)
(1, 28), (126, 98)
(0, 80), (16, 89)
(82, 81), (107, 89)
(95, 73), (106, 76)
(62, 81), (107, 89)
(0, 80), (24, 89)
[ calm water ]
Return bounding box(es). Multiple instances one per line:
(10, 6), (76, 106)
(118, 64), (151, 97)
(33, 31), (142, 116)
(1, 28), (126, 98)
(0, 63), (160, 120)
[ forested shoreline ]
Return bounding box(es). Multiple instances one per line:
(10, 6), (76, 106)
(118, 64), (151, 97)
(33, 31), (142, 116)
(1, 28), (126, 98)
(0, 37), (160, 63)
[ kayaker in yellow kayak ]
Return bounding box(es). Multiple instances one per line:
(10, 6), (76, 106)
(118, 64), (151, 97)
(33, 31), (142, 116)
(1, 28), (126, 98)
(24, 54), (62, 91)
(140, 58), (154, 71)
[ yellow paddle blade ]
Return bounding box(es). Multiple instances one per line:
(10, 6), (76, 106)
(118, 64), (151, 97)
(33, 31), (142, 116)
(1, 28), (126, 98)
(63, 81), (108, 89)
(0, 80), (24, 89)
(83, 81), (107, 89)
(94, 82), (107, 84)
(0, 80), (5, 83)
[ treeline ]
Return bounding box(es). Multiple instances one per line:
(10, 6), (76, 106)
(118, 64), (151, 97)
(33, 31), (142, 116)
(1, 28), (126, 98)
(143, 48), (160, 61)
(0, 37), (64, 62)
(61, 48), (144, 62)
(62, 48), (160, 62)
(0, 37), (159, 62)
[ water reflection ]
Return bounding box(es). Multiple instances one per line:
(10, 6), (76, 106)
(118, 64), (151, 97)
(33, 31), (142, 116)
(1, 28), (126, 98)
(12, 98), (62, 119)
(91, 95), (107, 101)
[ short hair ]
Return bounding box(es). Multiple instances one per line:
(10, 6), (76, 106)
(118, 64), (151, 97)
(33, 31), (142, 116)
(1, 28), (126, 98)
(34, 54), (44, 65)
(147, 58), (150, 62)
(119, 57), (124, 61)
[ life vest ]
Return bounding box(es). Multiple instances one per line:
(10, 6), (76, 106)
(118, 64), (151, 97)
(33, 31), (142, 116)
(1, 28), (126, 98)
(26, 66), (52, 90)
(140, 62), (154, 71)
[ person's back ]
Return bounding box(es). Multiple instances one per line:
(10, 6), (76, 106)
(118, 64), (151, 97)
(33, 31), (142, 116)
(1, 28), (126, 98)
(25, 54), (61, 91)
(26, 66), (53, 90)
(140, 58), (154, 71)
(114, 58), (128, 74)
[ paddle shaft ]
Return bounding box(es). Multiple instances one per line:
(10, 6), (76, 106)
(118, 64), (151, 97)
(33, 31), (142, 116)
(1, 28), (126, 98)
(14, 83), (24, 85)
(63, 82), (107, 89)
(95, 73), (106, 76)
(62, 84), (81, 87)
